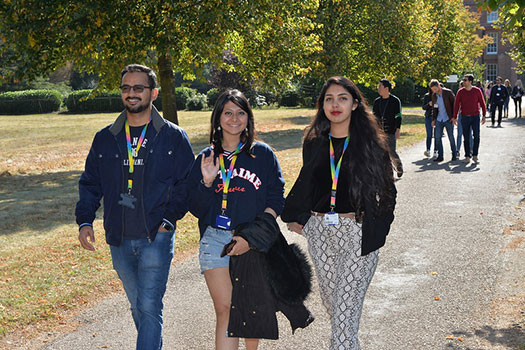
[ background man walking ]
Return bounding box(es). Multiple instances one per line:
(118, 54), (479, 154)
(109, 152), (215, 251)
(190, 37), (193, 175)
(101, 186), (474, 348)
(489, 76), (509, 127)
(75, 64), (194, 350)
(430, 79), (457, 162)
(373, 78), (403, 177)
(453, 74), (486, 164)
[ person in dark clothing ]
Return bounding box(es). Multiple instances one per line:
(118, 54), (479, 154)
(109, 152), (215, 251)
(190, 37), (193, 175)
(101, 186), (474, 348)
(489, 76), (509, 127)
(511, 79), (523, 118)
(188, 90), (286, 350)
(422, 87), (437, 158)
(282, 76), (396, 350)
(75, 64), (194, 350)
(373, 78), (403, 177)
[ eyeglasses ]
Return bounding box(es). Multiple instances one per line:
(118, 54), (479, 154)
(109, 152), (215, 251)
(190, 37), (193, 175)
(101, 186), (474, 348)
(119, 84), (152, 93)
(462, 79), (468, 81)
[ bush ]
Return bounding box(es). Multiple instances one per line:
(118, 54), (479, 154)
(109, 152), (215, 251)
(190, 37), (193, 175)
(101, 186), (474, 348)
(0, 90), (62, 114)
(206, 88), (222, 108)
(186, 93), (207, 111)
(392, 78), (415, 105)
(356, 84), (379, 106)
(64, 90), (123, 113)
(175, 87), (196, 110)
(259, 91), (278, 106)
(244, 90), (267, 108)
(279, 89), (300, 107)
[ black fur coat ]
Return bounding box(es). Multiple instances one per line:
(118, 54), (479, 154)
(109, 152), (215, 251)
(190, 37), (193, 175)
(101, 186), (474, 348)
(227, 212), (314, 339)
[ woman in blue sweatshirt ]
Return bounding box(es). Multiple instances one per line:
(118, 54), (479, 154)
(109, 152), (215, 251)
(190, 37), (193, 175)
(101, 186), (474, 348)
(188, 89), (285, 350)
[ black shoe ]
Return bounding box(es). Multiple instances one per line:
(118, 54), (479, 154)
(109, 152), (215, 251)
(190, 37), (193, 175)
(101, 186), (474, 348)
(451, 156), (458, 161)
(497, 124), (501, 127)
(433, 157), (444, 162)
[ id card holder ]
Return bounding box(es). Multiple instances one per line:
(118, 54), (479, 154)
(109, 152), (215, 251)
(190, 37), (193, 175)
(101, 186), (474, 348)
(216, 214), (232, 230)
(118, 192), (137, 209)
(324, 212), (339, 226)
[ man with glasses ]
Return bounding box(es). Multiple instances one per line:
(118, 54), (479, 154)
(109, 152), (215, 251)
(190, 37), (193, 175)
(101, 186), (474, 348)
(489, 76), (509, 127)
(453, 74), (487, 164)
(75, 64), (194, 349)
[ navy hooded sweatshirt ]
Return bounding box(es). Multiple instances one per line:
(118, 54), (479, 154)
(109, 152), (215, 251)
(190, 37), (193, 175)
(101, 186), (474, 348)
(188, 141), (285, 237)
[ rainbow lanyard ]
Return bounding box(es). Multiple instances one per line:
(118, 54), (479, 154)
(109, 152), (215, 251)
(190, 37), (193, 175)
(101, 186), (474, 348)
(329, 134), (350, 211)
(218, 142), (243, 214)
(124, 116), (151, 193)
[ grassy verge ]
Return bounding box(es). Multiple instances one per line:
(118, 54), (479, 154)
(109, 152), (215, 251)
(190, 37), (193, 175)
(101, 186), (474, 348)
(0, 108), (424, 339)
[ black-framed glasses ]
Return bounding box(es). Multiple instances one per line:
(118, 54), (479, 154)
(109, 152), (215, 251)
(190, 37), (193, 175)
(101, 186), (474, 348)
(119, 84), (152, 93)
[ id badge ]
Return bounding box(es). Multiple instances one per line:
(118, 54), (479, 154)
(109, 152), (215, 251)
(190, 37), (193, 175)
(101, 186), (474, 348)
(216, 214), (232, 230)
(324, 212), (339, 226)
(118, 193), (137, 209)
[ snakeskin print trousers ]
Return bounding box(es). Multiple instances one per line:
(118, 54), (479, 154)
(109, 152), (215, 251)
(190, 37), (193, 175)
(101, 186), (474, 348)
(303, 216), (379, 350)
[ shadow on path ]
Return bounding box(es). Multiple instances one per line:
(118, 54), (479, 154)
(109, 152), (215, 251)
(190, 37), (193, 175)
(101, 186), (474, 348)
(446, 325), (525, 349)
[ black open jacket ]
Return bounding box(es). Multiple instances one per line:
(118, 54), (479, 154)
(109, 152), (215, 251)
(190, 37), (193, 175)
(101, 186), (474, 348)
(281, 136), (396, 256)
(227, 213), (314, 339)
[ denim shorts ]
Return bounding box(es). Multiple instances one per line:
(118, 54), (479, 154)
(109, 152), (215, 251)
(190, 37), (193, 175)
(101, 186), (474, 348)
(199, 226), (233, 274)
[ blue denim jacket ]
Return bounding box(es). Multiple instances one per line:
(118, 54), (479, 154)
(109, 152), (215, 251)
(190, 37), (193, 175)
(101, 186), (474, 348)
(75, 107), (194, 246)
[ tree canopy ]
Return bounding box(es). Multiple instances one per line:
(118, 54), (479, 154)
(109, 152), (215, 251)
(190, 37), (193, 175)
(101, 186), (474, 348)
(0, 0), (492, 121)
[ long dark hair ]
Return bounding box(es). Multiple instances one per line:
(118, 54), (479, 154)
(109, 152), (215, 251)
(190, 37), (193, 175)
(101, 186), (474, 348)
(305, 76), (394, 213)
(209, 89), (256, 156)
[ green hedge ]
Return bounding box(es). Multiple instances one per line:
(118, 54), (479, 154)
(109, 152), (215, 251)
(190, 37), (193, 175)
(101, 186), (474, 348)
(0, 90), (62, 114)
(186, 93), (207, 111)
(64, 90), (124, 113)
(175, 87), (196, 110)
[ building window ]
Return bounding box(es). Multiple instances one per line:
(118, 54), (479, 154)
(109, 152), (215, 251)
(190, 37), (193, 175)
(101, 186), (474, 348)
(487, 10), (498, 23)
(487, 32), (498, 54)
(486, 64), (497, 82)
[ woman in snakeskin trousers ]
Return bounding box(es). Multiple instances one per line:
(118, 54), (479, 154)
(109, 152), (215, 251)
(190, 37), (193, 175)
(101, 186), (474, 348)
(282, 76), (397, 350)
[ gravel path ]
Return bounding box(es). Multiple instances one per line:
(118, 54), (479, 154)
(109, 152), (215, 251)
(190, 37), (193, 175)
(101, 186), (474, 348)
(43, 117), (525, 350)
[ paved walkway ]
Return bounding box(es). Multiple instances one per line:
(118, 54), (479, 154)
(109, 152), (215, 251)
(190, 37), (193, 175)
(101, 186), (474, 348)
(44, 117), (524, 349)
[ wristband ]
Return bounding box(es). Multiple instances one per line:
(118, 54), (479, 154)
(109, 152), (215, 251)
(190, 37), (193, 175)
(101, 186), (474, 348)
(200, 179), (214, 187)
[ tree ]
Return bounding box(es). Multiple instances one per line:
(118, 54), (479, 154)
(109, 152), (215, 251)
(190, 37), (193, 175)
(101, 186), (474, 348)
(478, 0), (525, 72)
(0, 0), (318, 123)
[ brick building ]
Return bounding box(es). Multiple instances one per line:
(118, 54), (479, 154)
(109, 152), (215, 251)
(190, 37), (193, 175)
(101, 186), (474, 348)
(464, 1), (524, 84)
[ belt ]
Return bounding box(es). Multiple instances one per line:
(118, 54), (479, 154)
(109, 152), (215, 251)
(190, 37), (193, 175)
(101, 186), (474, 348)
(462, 114), (479, 117)
(311, 211), (356, 219)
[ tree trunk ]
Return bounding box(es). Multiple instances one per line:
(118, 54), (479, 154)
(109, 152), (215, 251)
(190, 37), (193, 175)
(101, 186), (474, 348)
(157, 53), (179, 125)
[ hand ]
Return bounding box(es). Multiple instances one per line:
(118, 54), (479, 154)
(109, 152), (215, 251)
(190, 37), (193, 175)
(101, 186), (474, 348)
(287, 222), (304, 235)
(452, 118), (458, 126)
(431, 120), (435, 128)
(228, 236), (250, 256)
(395, 128), (401, 140)
(201, 150), (219, 186)
(481, 116), (486, 125)
(79, 226), (96, 251)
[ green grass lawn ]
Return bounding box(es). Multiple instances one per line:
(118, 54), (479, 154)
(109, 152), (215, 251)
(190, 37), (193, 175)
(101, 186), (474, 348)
(0, 107), (425, 338)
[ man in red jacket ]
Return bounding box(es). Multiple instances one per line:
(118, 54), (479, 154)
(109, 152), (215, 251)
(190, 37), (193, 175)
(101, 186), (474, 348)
(453, 74), (487, 164)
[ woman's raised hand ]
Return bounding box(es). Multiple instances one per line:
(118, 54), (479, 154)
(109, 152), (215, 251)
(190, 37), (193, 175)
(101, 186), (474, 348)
(201, 150), (219, 186)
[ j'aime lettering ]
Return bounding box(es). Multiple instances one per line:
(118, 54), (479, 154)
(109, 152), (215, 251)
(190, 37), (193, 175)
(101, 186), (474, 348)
(218, 167), (262, 190)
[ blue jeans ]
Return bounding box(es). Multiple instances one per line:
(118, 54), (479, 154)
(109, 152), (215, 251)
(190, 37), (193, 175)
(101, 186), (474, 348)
(434, 119), (456, 158)
(424, 116), (434, 151)
(456, 114), (473, 154)
(110, 231), (175, 350)
(461, 115), (481, 157)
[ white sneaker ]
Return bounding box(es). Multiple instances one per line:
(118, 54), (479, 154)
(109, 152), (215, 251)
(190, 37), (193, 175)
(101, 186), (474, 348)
(464, 157), (471, 164)
(433, 151), (438, 158)
(424, 150), (431, 157)
(472, 156), (478, 163)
